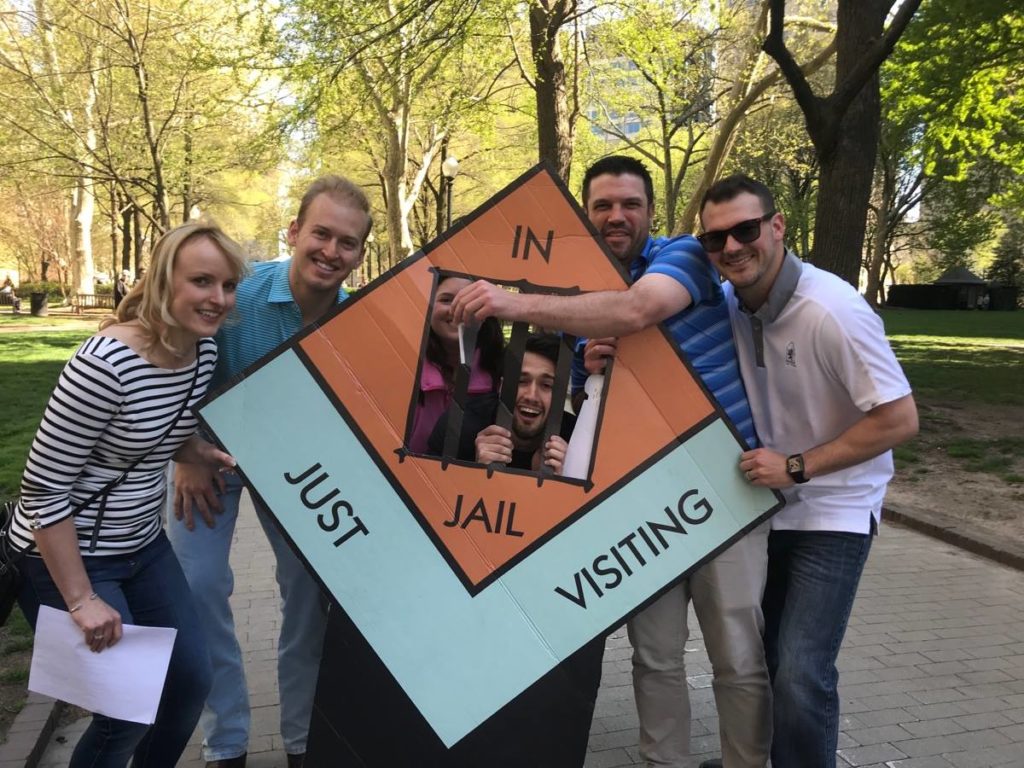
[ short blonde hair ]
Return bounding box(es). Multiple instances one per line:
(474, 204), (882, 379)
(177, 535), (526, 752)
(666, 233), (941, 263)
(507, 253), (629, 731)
(102, 220), (249, 355)
(296, 175), (373, 241)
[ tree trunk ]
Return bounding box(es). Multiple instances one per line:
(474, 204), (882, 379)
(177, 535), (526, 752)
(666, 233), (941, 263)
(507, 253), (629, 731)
(109, 186), (118, 278)
(70, 48), (98, 297)
(133, 205), (144, 275)
(183, 106), (194, 223)
(529, 1), (575, 183)
(382, 114), (409, 264)
(764, 0), (922, 287)
(35, 0), (95, 295)
(70, 174), (95, 295)
(864, 158), (894, 307)
(680, 38), (836, 235)
(365, 61), (437, 263)
(660, 116), (677, 232)
(122, 7), (170, 232)
(436, 137), (450, 236)
(121, 200), (132, 273)
(809, 2), (884, 287)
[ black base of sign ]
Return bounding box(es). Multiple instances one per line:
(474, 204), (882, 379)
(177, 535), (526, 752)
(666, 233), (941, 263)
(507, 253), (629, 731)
(305, 605), (606, 767)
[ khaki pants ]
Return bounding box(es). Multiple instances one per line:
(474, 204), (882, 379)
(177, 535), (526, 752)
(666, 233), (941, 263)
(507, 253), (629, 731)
(627, 522), (772, 767)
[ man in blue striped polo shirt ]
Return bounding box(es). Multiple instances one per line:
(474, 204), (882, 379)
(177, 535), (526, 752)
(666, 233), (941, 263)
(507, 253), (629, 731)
(168, 176), (373, 768)
(452, 156), (771, 768)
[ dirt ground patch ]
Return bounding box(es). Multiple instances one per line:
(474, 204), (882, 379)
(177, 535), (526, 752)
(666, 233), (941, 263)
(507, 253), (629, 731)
(0, 314), (101, 334)
(0, 641), (31, 742)
(886, 397), (1024, 544)
(0, 615), (87, 743)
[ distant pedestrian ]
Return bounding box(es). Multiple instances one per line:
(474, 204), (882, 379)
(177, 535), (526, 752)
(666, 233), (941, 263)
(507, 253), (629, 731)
(1, 278), (20, 313)
(114, 270), (131, 308)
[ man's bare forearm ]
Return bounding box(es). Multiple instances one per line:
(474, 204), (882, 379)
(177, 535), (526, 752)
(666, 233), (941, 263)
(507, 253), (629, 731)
(802, 394), (919, 480)
(452, 274), (691, 338)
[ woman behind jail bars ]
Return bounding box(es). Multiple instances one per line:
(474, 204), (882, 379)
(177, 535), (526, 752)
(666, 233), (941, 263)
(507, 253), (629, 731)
(408, 275), (504, 454)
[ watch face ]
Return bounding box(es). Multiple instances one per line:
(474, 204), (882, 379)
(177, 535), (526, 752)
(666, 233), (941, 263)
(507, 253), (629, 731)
(787, 456), (802, 474)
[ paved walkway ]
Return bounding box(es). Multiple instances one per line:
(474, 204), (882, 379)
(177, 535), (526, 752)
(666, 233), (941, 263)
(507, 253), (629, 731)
(39, 494), (1024, 767)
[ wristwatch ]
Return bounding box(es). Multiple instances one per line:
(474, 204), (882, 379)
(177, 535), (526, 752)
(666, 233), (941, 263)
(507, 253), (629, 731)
(786, 453), (809, 484)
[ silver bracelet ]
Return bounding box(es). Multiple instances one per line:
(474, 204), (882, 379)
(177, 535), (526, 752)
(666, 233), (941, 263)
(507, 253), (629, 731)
(68, 592), (99, 614)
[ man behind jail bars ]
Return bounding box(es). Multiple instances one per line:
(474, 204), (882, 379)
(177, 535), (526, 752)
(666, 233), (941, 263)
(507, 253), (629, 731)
(427, 332), (571, 472)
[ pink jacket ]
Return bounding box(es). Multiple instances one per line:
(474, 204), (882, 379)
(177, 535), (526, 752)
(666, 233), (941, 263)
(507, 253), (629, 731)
(408, 351), (494, 454)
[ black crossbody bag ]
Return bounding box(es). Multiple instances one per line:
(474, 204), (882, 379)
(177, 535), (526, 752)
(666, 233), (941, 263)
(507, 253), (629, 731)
(0, 343), (201, 625)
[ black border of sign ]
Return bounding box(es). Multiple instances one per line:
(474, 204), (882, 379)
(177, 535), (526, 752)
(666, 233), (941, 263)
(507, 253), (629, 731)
(195, 158), (784, 608)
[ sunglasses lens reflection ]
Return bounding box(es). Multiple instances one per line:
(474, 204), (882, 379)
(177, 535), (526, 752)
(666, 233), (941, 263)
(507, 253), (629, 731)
(733, 221), (760, 243)
(699, 214), (770, 252)
(700, 233), (725, 251)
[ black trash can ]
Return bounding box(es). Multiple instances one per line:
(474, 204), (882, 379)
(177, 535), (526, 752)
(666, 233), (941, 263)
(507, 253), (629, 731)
(30, 292), (48, 317)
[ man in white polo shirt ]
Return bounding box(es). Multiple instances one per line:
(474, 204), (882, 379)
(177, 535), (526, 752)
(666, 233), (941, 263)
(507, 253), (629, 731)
(698, 174), (918, 768)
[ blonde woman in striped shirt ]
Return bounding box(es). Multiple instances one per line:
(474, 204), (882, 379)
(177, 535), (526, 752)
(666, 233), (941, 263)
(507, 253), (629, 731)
(12, 220), (247, 768)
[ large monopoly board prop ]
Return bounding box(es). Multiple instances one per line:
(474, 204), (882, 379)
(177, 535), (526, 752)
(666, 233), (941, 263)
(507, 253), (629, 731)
(198, 164), (782, 755)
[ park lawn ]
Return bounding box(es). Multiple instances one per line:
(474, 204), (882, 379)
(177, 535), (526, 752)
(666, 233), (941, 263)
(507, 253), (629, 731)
(880, 308), (1024, 406)
(880, 308), (1023, 487)
(0, 327), (92, 499)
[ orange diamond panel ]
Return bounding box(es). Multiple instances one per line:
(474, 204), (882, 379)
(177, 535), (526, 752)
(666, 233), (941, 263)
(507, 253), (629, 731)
(298, 168), (716, 587)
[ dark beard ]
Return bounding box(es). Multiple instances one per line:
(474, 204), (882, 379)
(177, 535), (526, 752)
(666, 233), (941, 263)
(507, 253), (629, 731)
(511, 419), (544, 448)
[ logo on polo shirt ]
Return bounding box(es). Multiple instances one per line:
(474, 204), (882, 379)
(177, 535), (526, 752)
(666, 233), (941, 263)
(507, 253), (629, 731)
(785, 341), (797, 367)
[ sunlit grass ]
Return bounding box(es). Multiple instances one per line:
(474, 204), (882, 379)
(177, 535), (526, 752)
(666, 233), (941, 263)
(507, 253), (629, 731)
(881, 309), (1024, 405)
(943, 437), (1024, 483)
(0, 313), (99, 331)
(0, 329), (92, 498)
(878, 310), (1023, 488)
(880, 308), (1024, 339)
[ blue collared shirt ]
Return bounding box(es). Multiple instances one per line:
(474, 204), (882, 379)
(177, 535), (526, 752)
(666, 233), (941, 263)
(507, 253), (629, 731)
(572, 235), (757, 448)
(213, 259), (349, 388)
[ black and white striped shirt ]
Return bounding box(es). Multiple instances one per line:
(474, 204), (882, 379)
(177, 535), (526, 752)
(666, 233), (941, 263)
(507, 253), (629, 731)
(11, 335), (217, 555)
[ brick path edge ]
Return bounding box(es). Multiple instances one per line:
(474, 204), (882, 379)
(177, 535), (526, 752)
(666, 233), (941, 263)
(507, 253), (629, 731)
(0, 694), (63, 768)
(883, 503), (1024, 573)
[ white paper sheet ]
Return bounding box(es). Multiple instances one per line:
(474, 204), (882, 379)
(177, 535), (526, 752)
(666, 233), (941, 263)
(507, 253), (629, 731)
(28, 605), (177, 724)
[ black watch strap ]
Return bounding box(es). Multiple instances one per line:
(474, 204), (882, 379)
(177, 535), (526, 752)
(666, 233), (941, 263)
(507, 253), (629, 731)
(786, 453), (809, 484)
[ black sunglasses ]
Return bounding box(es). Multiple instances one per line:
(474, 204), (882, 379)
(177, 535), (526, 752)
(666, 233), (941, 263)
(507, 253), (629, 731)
(698, 211), (775, 252)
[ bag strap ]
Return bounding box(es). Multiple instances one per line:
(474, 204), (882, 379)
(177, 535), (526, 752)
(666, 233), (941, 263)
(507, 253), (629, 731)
(85, 341), (202, 552)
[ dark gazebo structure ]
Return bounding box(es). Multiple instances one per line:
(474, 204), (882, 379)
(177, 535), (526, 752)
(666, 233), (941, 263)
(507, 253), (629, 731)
(886, 266), (1012, 310)
(934, 266), (988, 309)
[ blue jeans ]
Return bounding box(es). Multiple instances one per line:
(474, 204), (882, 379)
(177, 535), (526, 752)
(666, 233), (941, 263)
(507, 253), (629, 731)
(762, 529), (873, 768)
(167, 471), (328, 760)
(17, 532), (211, 768)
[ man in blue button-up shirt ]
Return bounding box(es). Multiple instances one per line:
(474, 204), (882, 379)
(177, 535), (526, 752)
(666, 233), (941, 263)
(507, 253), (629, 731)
(169, 176), (372, 768)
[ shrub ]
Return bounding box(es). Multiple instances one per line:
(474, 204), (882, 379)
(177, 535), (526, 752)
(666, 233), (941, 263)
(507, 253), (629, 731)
(16, 281), (66, 302)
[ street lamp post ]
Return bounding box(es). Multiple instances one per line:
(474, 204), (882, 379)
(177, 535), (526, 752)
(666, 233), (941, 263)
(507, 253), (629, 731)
(364, 230), (375, 284)
(441, 155), (460, 229)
